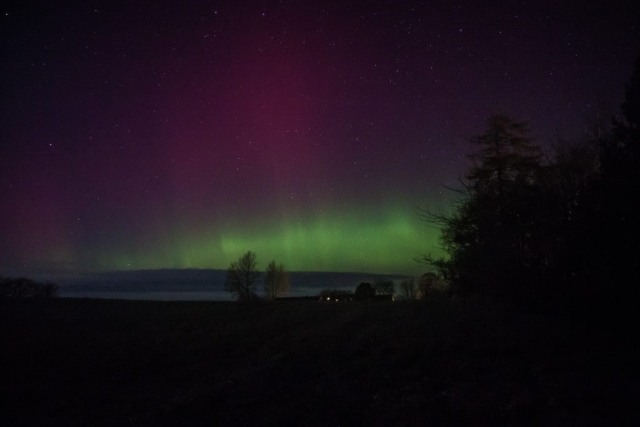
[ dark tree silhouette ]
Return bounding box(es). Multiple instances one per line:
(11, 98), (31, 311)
(397, 278), (417, 300)
(225, 251), (260, 301)
(355, 282), (375, 300)
(0, 277), (58, 298)
(589, 57), (640, 306)
(43, 282), (58, 298)
(374, 278), (395, 296)
(419, 58), (640, 312)
(467, 114), (541, 211)
(419, 114), (548, 301)
(418, 272), (438, 299)
(263, 261), (290, 300)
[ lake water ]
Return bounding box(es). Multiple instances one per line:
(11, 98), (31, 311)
(53, 270), (408, 301)
(58, 287), (326, 301)
(59, 290), (233, 301)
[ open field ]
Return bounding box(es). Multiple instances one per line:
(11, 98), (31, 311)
(1, 298), (636, 426)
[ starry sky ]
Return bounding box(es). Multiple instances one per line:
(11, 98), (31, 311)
(1, 1), (638, 277)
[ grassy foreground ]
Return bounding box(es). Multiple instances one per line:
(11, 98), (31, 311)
(1, 298), (636, 426)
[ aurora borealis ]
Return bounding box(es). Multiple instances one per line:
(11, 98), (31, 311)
(1, 1), (638, 277)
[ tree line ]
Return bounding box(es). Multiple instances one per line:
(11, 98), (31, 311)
(225, 251), (290, 301)
(420, 58), (640, 311)
(0, 277), (58, 298)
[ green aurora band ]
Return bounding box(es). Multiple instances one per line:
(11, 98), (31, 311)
(99, 206), (444, 275)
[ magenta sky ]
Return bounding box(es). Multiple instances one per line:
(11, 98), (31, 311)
(1, 1), (638, 277)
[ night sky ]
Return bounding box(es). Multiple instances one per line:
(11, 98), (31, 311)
(1, 1), (638, 277)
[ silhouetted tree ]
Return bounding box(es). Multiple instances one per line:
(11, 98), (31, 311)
(0, 277), (58, 298)
(467, 114), (541, 212)
(374, 278), (395, 295)
(589, 57), (640, 306)
(420, 59), (640, 310)
(420, 114), (547, 301)
(263, 261), (290, 300)
(418, 272), (438, 299)
(43, 282), (59, 298)
(538, 58), (640, 310)
(537, 135), (601, 298)
(225, 251), (260, 301)
(355, 282), (375, 300)
(397, 278), (417, 300)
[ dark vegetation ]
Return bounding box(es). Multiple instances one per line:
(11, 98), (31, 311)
(374, 278), (395, 296)
(420, 58), (640, 315)
(224, 251), (260, 301)
(0, 276), (58, 298)
(2, 297), (636, 426)
(263, 260), (290, 300)
(225, 251), (291, 301)
(315, 282), (394, 301)
(316, 282), (393, 301)
(355, 281), (375, 299)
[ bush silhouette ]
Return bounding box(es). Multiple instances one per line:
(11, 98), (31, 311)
(0, 277), (58, 298)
